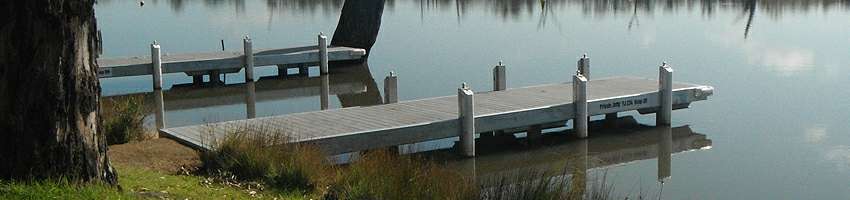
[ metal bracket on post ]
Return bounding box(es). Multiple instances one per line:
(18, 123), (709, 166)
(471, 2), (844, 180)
(384, 71), (398, 104)
(573, 73), (588, 138)
(243, 36), (254, 82)
(458, 83), (475, 157)
(578, 54), (590, 79)
(151, 42), (163, 90)
(493, 61), (506, 91)
(318, 32), (329, 75)
(658, 63), (673, 125)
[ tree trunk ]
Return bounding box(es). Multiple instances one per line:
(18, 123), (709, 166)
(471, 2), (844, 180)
(0, 0), (117, 184)
(331, 0), (386, 55)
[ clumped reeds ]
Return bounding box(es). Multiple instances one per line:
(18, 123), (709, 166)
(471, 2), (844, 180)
(101, 95), (148, 145)
(327, 150), (478, 200)
(199, 124), (335, 196)
(199, 124), (627, 200)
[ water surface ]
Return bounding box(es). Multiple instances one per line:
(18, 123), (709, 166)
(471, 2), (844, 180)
(96, 0), (850, 198)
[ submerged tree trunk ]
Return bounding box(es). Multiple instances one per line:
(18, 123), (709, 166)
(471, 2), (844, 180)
(331, 0), (386, 55)
(0, 0), (117, 184)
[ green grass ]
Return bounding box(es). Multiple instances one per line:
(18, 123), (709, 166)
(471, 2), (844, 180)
(0, 179), (133, 199)
(0, 165), (303, 199)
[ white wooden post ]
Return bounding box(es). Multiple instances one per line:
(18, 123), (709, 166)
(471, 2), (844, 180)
(658, 126), (672, 183)
(458, 83), (475, 157)
(658, 63), (673, 125)
(384, 71), (398, 104)
(318, 32), (329, 75)
(246, 82), (257, 119)
(151, 43), (163, 90)
(243, 36), (254, 82)
(321, 75), (330, 110)
(154, 89), (165, 130)
(493, 61), (506, 91)
(573, 73), (588, 138)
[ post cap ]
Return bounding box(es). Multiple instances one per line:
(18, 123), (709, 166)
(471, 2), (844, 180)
(244, 35), (251, 40)
(461, 82), (468, 89)
(390, 71), (396, 77)
(582, 53), (588, 59)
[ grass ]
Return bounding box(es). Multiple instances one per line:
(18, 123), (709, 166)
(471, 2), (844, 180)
(199, 124), (625, 200)
(0, 179), (133, 199)
(101, 95), (149, 145)
(328, 150), (477, 200)
(0, 164), (299, 199)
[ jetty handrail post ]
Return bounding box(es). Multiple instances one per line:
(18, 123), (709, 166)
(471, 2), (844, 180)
(658, 63), (673, 125)
(384, 71), (398, 104)
(243, 36), (254, 82)
(318, 32), (329, 74)
(151, 42), (163, 90)
(493, 61), (506, 91)
(458, 83), (475, 157)
(573, 73), (589, 138)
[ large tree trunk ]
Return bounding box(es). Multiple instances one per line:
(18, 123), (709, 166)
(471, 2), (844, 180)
(0, 0), (117, 184)
(331, 0), (386, 55)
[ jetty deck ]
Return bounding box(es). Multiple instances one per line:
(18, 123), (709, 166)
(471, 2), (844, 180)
(160, 76), (714, 155)
(96, 45), (365, 78)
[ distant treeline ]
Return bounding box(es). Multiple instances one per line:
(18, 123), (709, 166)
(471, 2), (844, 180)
(98, 0), (848, 17)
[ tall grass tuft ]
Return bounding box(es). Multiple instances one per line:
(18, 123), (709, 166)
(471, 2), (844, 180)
(200, 124), (335, 196)
(101, 96), (147, 145)
(328, 150), (478, 200)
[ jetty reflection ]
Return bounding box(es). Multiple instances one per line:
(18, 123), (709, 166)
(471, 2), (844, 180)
(420, 116), (711, 186)
(103, 62), (383, 127)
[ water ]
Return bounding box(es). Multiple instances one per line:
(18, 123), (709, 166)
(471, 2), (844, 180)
(96, 0), (850, 198)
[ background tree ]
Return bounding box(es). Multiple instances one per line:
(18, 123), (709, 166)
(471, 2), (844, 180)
(331, 0), (386, 55)
(0, 0), (117, 184)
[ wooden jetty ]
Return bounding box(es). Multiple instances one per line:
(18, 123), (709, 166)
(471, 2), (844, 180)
(96, 33), (366, 85)
(160, 57), (714, 157)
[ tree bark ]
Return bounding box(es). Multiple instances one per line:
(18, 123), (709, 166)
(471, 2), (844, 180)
(331, 0), (386, 55)
(0, 0), (117, 184)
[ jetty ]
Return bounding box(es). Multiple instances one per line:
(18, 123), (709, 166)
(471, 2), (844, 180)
(159, 55), (715, 157)
(96, 33), (365, 85)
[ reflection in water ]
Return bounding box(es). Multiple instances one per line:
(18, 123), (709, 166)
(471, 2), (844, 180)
(105, 62), (383, 127)
(153, 89), (166, 129)
(245, 81), (256, 118)
(658, 125), (672, 183)
(430, 116), (710, 189)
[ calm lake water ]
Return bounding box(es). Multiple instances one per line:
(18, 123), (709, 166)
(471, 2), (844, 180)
(96, 0), (850, 198)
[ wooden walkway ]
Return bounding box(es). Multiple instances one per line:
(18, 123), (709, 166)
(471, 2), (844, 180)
(96, 45), (365, 78)
(160, 76), (714, 155)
